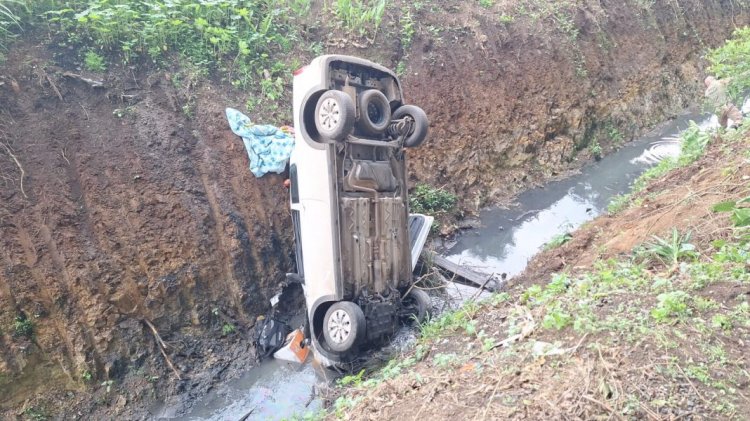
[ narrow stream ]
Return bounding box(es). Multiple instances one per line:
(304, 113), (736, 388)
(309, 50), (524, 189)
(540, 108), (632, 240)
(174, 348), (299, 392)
(166, 110), (715, 420)
(444, 111), (715, 277)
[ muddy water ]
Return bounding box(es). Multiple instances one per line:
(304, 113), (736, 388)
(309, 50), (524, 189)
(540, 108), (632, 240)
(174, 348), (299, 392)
(172, 111), (715, 420)
(444, 111), (716, 277)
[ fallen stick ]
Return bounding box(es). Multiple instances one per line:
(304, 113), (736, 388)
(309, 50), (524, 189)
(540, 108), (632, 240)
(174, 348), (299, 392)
(62, 71), (105, 88)
(0, 142), (27, 198)
(143, 319), (182, 380)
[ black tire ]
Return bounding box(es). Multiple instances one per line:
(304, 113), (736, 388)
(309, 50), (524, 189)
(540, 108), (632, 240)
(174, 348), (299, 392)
(404, 288), (431, 323)
(392, 105), (429, 148)
(322, 301), (366, 353)
(357, 89), (391, 135)
(314, 90), (355, 141)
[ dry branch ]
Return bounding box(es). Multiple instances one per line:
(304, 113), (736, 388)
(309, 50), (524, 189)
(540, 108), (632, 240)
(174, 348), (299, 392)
(0, 142), (27, 198)
(143, 319), (182, 380)
(63, 71), (105, 88)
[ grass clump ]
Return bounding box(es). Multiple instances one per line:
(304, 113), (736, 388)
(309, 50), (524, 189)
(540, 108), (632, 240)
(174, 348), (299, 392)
(83, 50), (106, 72)
(13, 315), (33, 338)
(409, 184), (457, 216)
(707, 26), (750, 103)
(330, 0), (386, 37)
(38, 0), (309, 88)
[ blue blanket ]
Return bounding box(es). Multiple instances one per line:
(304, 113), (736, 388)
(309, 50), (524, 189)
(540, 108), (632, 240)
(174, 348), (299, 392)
(226, 108), (295, 177)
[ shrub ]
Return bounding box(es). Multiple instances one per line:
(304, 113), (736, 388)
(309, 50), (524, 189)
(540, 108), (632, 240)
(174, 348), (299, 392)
(409, 184), (457, 215)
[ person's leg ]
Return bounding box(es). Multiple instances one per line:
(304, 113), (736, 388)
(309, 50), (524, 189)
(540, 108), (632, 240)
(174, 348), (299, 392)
(726, 104), (743, 128)
(719, 106), (730, 128)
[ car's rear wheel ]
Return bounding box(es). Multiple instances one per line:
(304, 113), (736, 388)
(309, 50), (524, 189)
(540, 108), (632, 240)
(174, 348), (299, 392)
(392, 105), (429, 148)
(314, 90), (355, 141)
(357, 89), (391, 136)
(403, 288), (431, 323)
(323, 301), (366, 353)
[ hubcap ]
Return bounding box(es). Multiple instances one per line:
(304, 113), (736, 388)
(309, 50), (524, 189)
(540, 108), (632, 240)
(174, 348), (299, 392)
(318, 98), (341, 131)
(327, 309), (352, 344)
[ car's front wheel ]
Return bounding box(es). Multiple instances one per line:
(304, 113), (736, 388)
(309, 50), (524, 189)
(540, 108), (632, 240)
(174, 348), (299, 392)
(323, 301), (366, 353)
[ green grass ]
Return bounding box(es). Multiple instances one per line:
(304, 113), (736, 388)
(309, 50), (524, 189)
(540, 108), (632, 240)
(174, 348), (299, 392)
(32, 0), (310, 88)
(409, 184), (457, 216)
(331, 0), (386, 37)
(83, 50), (106, 72)
(708, 26), (750, 103)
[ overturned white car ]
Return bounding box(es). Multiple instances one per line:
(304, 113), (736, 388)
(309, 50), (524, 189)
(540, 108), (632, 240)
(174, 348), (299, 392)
(289, 55), (433, 365)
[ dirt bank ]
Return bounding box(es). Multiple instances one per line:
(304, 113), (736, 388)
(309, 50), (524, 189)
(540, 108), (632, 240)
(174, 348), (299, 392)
(399, 0), (750, 209)
(332, 116), (750, 421)
(0, 0), (748, 418)
(0, 43), (294, 417)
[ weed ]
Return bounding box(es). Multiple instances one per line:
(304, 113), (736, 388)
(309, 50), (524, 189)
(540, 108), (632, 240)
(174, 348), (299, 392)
(338, 369), (365, 387)
(645, 229), (697, 268)
(13, 315), (33, 338)
(542, 305), (572, 330)
(708, 26), (750, 103)
(478, 0), (494, 8)
(82, 370), (92, 381)
(83, 50), (106, 72)
(221, 323), (235, 335)
(331, 0), (386, 37)
(22, 406), (48, 421)
(432, 353), (458, 368)
(399, 7), (415, 51)
(607, 194), (631, 214)
(588, 139), (602, 159)
(499, 14), (514, 24)
(651, 291), (691, 322)
(545, 232), (572, 250)
(712, 196), (750, 227)
(409, 184), (457, 216)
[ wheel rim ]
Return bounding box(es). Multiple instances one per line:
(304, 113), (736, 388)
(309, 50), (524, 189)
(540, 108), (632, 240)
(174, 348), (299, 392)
(318, 98), (341, 131)
(327, 309), (352, 344)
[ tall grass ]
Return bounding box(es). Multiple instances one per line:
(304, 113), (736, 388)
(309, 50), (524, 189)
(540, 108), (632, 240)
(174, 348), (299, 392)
(0, 0), (25, 50)
(332, 0), (386, 37)
(30, 0), (311, 87)
(708, 26), (750, 102)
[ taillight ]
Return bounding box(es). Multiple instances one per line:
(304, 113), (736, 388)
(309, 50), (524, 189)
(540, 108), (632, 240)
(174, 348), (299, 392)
(293, 66), (307, 76)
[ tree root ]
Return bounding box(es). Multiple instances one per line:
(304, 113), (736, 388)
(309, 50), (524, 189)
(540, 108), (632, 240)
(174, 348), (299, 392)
(0, 142), (28, 198)
(143, 319), (182, 381)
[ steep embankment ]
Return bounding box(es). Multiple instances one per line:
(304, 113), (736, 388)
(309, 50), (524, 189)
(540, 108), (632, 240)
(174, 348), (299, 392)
(332, 114), (750, 421)
(0, 0), (748, 418)
(0, 44), (295, 415)
(401, 0), (749, 208)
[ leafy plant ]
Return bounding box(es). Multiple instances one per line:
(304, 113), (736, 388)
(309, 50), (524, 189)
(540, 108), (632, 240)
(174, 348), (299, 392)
(545, 232), (572, 250)
(409, 184), (457, 215)
(651, 291), (691, 322)
(13, 315), (33, 338)
(221, 323), (236, 335)
(712, 196), (750, 227)
(83, 50), (106, 72)
(588, 139), (602, 159)
(542, 305), (572, 330)
(331, 0), (386, 37)
(645, 229), (697, 267)
(708, 26), (750, 103)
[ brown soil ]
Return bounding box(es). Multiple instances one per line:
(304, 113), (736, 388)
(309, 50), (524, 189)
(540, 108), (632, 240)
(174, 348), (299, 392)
(0, 43), (294, 418)
(0, 0), (749, 418)
(334, 121), (750, 421)
(401, 1), (750, 211)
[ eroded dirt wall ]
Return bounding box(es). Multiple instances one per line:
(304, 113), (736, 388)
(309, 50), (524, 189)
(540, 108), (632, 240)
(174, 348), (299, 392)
(0, 44), (294, 408)
(400, 0), (749, 207)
